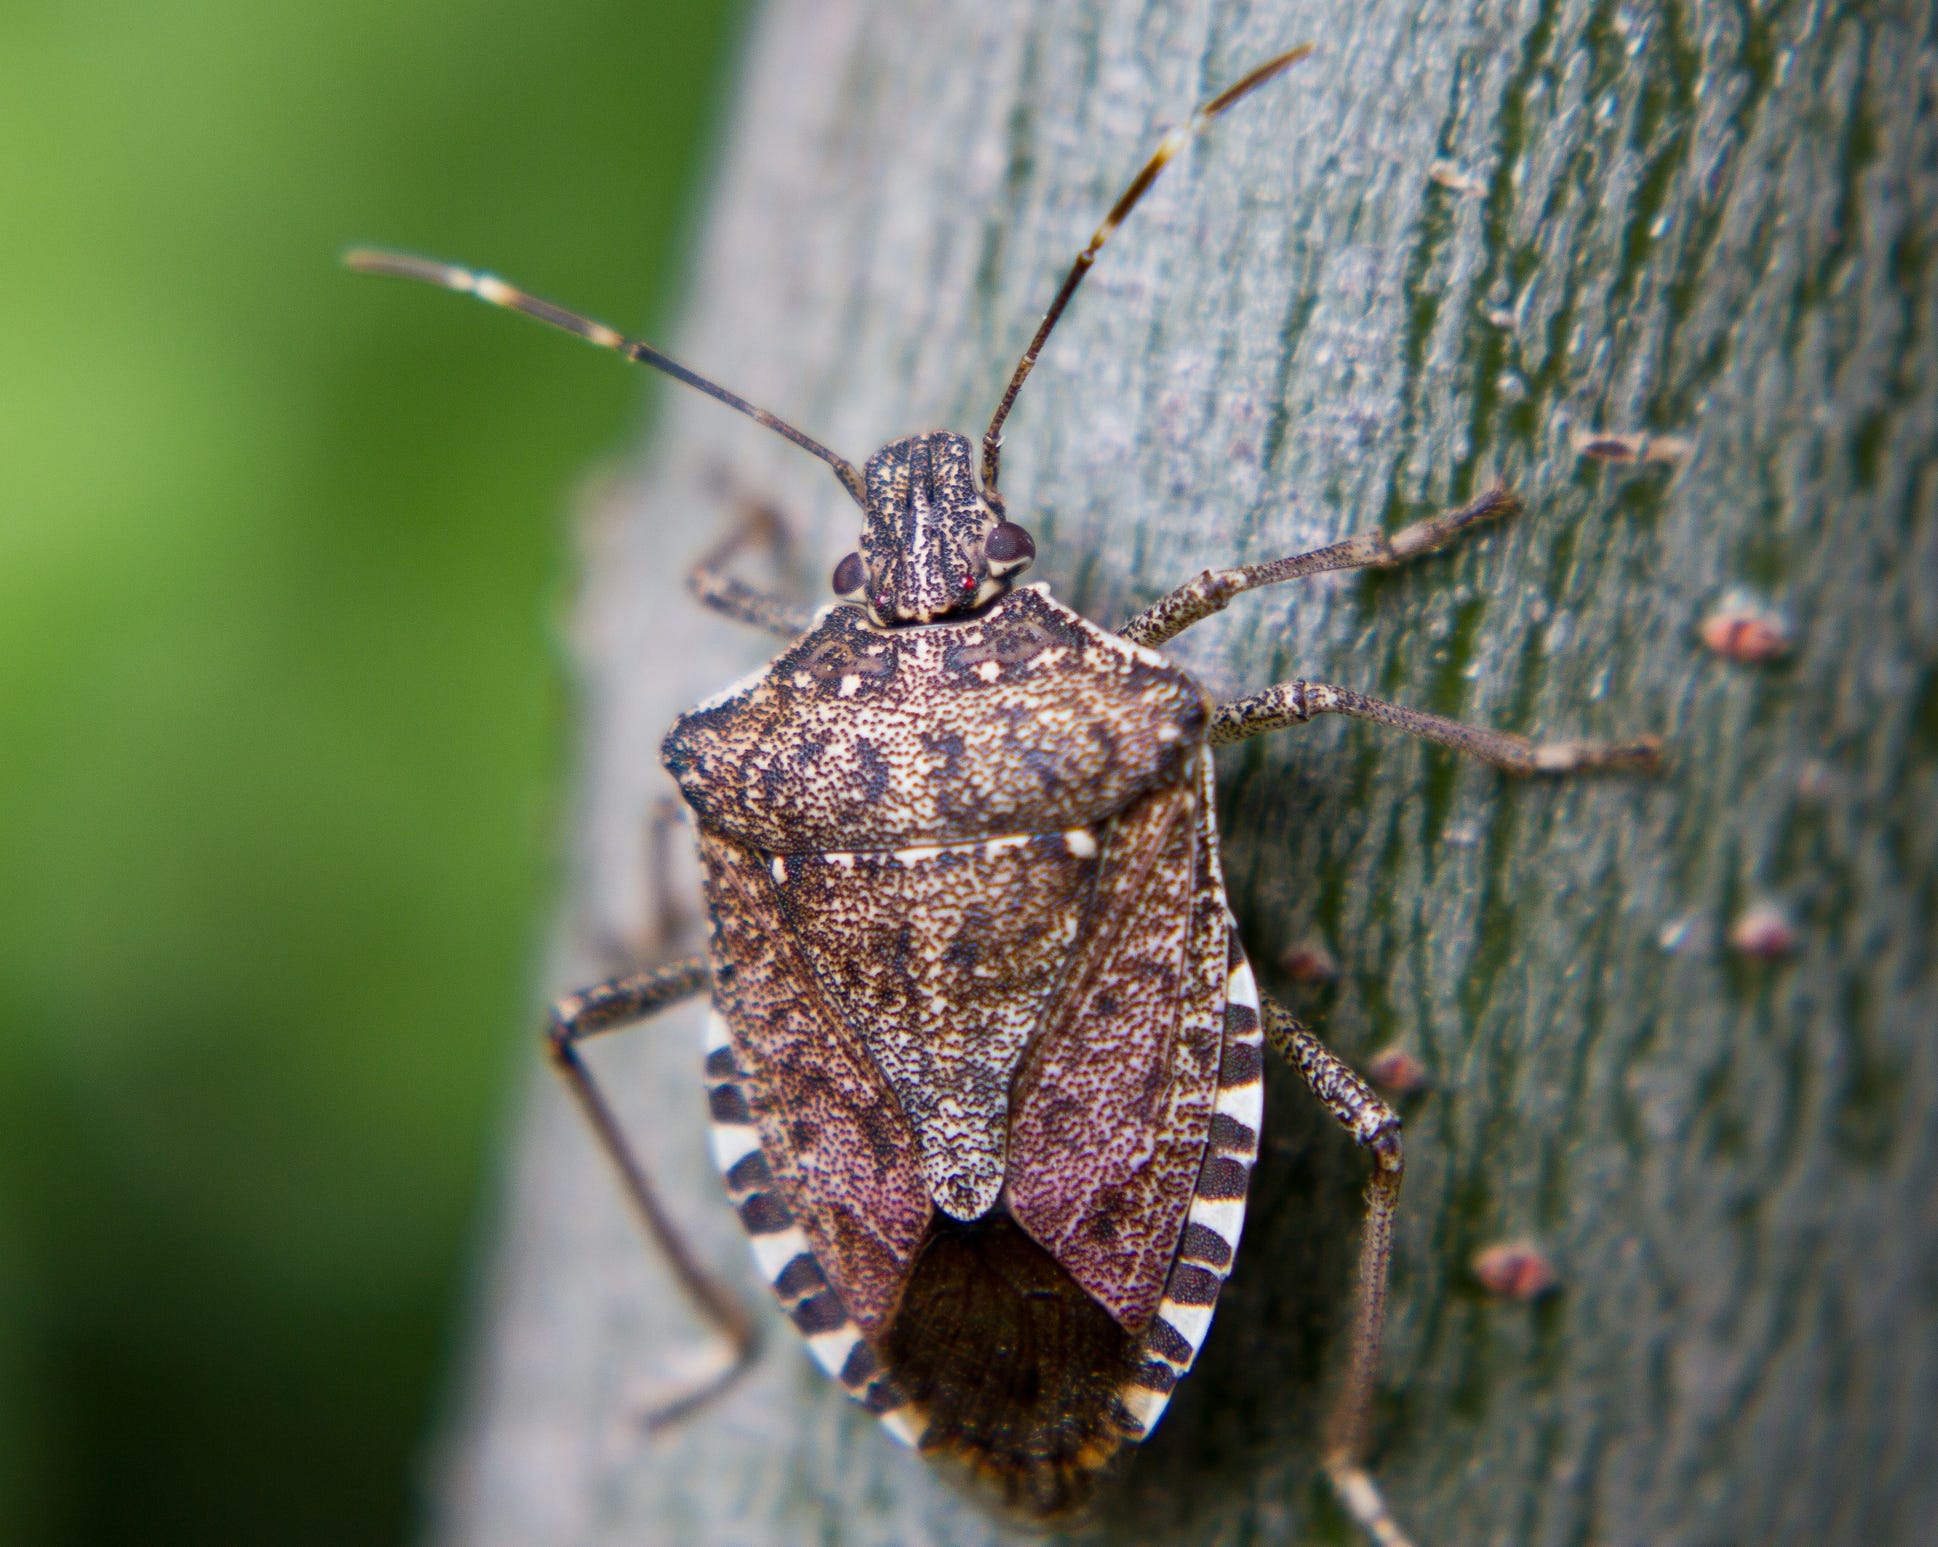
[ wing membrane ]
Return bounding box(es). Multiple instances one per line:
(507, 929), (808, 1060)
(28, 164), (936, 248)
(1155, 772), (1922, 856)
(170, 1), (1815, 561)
(1006, 761), (1229, 1329)
(700, 833), (932, 1335)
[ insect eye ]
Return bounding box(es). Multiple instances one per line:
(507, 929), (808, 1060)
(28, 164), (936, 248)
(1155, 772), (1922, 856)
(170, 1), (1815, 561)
(832, 552), (865, 595)
(984, 521), (1036, 566)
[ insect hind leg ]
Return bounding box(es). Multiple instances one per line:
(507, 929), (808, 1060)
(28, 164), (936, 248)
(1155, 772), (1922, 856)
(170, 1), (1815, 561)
(1262, 1002), (1413, 1547)
(546, 956), (761, 1428)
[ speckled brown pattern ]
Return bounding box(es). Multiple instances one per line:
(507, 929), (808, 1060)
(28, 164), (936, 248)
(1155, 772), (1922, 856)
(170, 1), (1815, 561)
(773, 831), (1101, 1221)
(666, 582), (1247, 1484)
(699, 829), (931, 1337)
(850, 432), (1007, 624)
(1006, 755), (1231, 1330)
(663, 584), (1205, 853)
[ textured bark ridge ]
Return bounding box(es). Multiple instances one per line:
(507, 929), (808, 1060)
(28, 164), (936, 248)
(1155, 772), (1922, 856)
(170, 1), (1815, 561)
(430, 3), (1936, 1544)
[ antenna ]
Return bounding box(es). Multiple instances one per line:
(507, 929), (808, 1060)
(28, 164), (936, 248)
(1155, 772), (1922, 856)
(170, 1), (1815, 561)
(979, 44), (1314, 503)
(343, 250), (867, 508)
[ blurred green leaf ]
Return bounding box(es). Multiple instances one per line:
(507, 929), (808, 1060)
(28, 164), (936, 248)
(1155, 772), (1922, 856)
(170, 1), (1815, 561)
(0, 1), (741, 1541)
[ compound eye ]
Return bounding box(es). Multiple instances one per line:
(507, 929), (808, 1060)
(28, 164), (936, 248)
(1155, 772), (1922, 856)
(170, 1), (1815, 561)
(984, 521), (1036, 567)
(832, 552), (866, 596)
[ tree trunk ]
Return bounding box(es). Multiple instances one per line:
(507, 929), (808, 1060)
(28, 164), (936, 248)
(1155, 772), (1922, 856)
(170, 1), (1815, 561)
(428, 2), (1937, 1543)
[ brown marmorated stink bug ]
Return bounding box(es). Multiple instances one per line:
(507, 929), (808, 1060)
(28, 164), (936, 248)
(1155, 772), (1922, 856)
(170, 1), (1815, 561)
(349, 45), (1658, 1547)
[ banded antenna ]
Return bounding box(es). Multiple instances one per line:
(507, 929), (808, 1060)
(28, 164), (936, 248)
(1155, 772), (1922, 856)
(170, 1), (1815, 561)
(343, 250), (867, 509)
(979, 43), (1315, 504)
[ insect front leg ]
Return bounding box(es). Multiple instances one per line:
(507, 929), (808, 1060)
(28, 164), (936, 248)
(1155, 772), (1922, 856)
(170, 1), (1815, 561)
(1120, 488), (1518, 648)
(1261, 1002), (1412, 1547)
(1210, 679), (1661, 773)
(687, 483), (817, 638)
(641, 795), (701, 953)
(546, 956), (761, 1426)
(581, 797), (703, 969)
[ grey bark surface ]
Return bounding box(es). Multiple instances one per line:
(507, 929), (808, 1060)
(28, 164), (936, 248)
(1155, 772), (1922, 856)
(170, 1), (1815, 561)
(429, 2), (1938, 1544)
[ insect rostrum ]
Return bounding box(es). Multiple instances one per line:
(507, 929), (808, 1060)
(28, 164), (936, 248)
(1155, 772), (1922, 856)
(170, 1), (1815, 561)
(349, 43), (1656, 1547)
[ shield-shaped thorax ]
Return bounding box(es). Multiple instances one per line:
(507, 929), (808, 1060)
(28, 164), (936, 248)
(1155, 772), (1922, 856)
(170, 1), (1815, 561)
(665, 583), (1206, 850)
(661, 583), (1214, 1330)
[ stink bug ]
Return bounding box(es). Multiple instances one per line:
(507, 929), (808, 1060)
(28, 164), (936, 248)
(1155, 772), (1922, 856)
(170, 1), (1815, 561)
(350, 43), (1658, 1546)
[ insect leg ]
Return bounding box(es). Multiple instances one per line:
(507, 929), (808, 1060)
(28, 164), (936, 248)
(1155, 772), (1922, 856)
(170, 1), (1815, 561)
(1210, 679), (1661, 773)
(687, 486), (816, 638)
(1261, 1002), (1413, 1547)
(546, 956), (762, 1425)
(641, 796), (700, 953)
(580, 797), (700, 968)
(1120, 488), (1517, 647)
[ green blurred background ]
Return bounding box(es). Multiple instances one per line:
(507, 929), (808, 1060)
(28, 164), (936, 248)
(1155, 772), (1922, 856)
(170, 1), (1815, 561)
(0, 1), (742, 1540)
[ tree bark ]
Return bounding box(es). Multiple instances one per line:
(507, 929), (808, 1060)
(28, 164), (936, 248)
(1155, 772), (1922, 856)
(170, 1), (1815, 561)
(429, 2), (1937, 1544)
